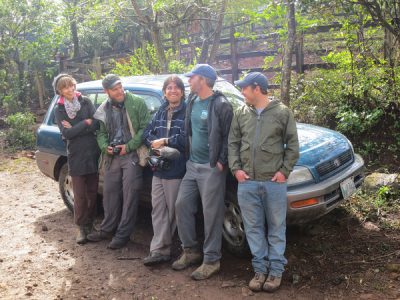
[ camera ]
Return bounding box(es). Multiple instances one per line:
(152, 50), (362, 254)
(147, 155), (170, 171)
(109, 139), (123, 155)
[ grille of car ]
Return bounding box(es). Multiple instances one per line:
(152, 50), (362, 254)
(316, 149), (353, 177)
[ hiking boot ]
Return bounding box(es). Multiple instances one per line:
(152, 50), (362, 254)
(143, 252), (171, 266)
(83, 223), (93, 235)
(248, 272), (266, 292)
(76, 226), (87, 245)
(107, 238), (128, 250)
(86, 230), (112, 242)
(191, 261), (220, 280)
(263, 274), (282, 292)
(171, 248), (202, 271)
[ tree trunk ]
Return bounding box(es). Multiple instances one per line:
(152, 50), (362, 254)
(70, 19), (80, 58)
(150, 26), (168, 72)
(280, 0), (296, 106)
(34, 71), (45, 109)
(207, 0), (227, 64)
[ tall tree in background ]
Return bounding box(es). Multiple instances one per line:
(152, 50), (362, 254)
(280, 0), (296, 105)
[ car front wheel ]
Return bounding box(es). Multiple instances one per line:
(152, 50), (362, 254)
(222, 193), (249, 256)
(59, 163), (74, 212)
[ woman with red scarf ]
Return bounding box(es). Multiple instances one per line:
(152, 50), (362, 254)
(53, 74), (100, 244)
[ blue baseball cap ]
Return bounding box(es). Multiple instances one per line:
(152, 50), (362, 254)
(234, 72), (269, 90)
(184, 64), (217, 81)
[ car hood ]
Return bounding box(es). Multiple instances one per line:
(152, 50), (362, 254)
(296, 123), (351, 167)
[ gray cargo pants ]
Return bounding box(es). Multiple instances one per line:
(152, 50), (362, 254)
(149, 176), (182, 255)
(100, 152), (142, 242)
(175, 160), (227, 263)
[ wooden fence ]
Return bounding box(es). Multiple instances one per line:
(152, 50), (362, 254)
(59, 20), (379, 88)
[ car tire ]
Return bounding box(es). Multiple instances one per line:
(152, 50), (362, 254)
(222, 191), (250, 256)
(59, 163), (74, 212)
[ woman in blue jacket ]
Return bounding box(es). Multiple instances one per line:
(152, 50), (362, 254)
(142, 75), (187, 265)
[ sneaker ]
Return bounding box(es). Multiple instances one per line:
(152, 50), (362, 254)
(191, 261), (220, 280)
(248, 273), (266, 292)
(86, 230), (112, 242)
(171, 248), (202, 271)
(263, 274), (282, 292)
(143, 252), (171, 266)
(107, 238), (128, 250)
(76, 226), (87, 245)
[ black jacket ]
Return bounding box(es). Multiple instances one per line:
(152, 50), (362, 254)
(54, 95), (100, 176)
(185, 91), (233, 168)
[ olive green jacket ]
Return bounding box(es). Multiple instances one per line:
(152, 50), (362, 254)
(228, 100), (299, 180)
(94, 92), (150, 154)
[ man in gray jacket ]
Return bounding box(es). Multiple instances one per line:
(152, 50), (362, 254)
(172, 64), (233, 280)
(228, 72), (299, 292)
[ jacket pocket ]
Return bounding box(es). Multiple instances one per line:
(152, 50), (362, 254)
(239, 143), (251, 168)
(259, 144), (284, 175)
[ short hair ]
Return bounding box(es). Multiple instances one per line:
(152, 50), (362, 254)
(162, 75), (185, 100)
(56, 75), (77, 94)
(251, 84), (268, 95)
(204, 77), (215, 88)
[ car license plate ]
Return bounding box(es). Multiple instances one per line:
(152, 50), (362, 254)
(340, 177), (356, 200)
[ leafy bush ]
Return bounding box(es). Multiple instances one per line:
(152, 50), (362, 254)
(111, 44), (193, 76)
(5, 112), (36, 149)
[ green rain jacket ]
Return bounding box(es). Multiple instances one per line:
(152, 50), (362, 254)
(228, 100), (299, 180)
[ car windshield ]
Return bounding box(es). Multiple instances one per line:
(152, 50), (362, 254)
(183, 79), (244, 110)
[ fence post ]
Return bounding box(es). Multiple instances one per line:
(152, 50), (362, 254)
(230, 23), (239, 82)
(92, 57), (102, 79)
(295, 32), (304, 74)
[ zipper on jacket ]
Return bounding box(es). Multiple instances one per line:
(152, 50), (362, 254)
(252, 113), (262, 179)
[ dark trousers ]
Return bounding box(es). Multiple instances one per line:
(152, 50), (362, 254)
(71, 173), (99, 226)
(100, 153), (143, 242)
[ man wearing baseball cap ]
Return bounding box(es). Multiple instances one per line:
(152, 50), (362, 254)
(172, 64), (233, 280)
(228, 72), (299, 292)
(87, 74), (150, 249)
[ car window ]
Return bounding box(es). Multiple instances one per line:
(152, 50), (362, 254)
(214, 80), (245, 110)
(81, 92), (97, 104)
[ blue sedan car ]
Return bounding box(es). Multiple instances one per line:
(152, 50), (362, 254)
(36, 75), (365, 255)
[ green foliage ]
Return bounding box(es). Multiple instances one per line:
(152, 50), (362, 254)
(5, 112), (36, 149)
(291, 7), (400, 166)
(111, 44), (193, 76)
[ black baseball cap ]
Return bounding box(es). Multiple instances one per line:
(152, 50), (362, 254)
(102, 74), (122, 90)
(234, 72), (269, 90)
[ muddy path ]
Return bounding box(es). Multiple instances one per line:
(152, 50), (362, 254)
(0, 155), (399, 299)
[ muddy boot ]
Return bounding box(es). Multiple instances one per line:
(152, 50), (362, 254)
(248, 273), (266, 292)
(143, 252), (171, 266)
(190, 261), (220, 280)
(171, 248), (202, 271)
(76, 226), (87, 245)
(263, 275), (282, 293)
(87, 230), (113, 242)
(83, 223), (93, 235)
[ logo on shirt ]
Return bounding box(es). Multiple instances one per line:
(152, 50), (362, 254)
(200, 110), (208, 120)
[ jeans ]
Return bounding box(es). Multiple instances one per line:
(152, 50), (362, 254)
(237, 180), (288, 276)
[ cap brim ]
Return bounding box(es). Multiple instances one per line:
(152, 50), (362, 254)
(109, 80), (122, 88)
(234, 79), (248, 88)
(184, 71), (194, 77)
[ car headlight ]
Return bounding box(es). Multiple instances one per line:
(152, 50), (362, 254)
(287, 166), (314, 186)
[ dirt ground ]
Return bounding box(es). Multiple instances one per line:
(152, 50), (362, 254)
(0, 153), (399, 300)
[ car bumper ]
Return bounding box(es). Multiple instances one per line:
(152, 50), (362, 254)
(35, 150), (60, 180)
(287, 154), (365, 224)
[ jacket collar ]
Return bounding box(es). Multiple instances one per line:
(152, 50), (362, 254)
(161, 98), (185, 113)
(247, 99), (280, 114)
(57, 91), (82, 105)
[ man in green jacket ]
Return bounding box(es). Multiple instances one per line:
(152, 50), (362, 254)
(87, 74), (150, 249)
(228, 72), (299, 292)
